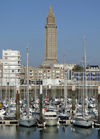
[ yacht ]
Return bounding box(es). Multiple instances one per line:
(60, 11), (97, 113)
(19, 113), (36, 127)
(0, 109), (6, 115)
(19, 48), (36, 127)
(72, 38), (93, 128)
(88, 102), (97, 108)
(72, 113), (93, 127)
(58, 112), (70, 120)
(43, 111), (58, 126)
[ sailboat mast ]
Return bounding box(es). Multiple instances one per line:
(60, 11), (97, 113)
(64, 54), (67, 107)
(27, 47), (29, 117)
(83, 38), (86, 116)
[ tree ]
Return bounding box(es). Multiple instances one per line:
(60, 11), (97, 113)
(72, 65), (84, 72)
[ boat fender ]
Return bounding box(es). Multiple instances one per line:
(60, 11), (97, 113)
(57, 121), (59, 125)
(70, 120), (73, 124)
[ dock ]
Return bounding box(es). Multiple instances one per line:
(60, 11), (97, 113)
(0, 120), (19, 125)
(58, 119), (71, 125)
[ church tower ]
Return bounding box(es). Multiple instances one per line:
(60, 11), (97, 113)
(41, 5), (58, 67)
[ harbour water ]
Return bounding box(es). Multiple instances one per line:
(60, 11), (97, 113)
(0, 125), (99, 139)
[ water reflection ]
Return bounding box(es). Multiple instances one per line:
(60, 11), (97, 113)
(71, 126), (93, 135)
(18, 126), (36, 137)
(98, 129), (100, 138)
(39, 129), (44, 139)
(44, 126), (58, 134)
(0, 125), (18, 139)
(61, 125), (68, 133)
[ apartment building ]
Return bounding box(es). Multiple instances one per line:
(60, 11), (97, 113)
(2, 49), (21, 86)
(20, 63), (74, 86)
(0, 59), (3, 86)
(72, 65), (100, 85)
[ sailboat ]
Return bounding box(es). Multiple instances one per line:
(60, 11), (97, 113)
(72, 38), (93, 128)
(3, 72), (15, 120)
(58, 61), (71, 120)
(19, 48), (36, 127)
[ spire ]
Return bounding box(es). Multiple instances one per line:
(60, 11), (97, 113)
(49, 4), (52, 13)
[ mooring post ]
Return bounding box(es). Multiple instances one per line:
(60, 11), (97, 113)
(16, 87), (20, 120)
(98, 85), (100, 124)
(40, 84), (43, 125)
(72, 85), (76, 118)
(94, 85), (100, 127)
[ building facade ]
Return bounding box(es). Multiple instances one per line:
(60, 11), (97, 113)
(0, 59), (3, 86)
(72, 65), (100, 85)
(20, 63), (75, 86)
(2, 49), (21, 86)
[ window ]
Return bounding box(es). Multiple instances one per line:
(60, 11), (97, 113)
(5, 57), (7, 60)
(12, 70), (14, 72)
(11, 53), (15, 55)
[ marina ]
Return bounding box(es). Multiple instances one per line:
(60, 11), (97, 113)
(0, 1), (100, 138)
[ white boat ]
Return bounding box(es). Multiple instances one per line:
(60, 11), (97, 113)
(0, 109), (6, 115)
(19, 113), (36, 127)
(47, 105), (56, 111)
(58, 112), (70, 120)
(72, 38), (93, 128)
(72, 113), (93, 127)
(93, 108), (98, 119)
(43, 111), (58, 126)
(10, 104), (16, 111)
(19, 48), (36, 127)
(88, 102), (97, 108)
(4, 112), (15, 120)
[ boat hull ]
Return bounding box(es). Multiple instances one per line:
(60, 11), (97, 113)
(19, 119), (36, 127)
(72, 119), (93, 128)
(44, 118), (58, 126)
(19, 116), (36, 127)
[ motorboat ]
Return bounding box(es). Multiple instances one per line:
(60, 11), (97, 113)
(43, 111), (58, 126)
(4, 112), (15, 120)
(0, 109), (6, 115)
(58, 112), (70, 120)
(88, 102), (97, 108)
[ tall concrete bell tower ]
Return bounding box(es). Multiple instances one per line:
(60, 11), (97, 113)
(41, 5), (58, 67)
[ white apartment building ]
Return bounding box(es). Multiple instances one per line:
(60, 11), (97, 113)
(0, 59), (3, 86)
(2, 49), (21, 86)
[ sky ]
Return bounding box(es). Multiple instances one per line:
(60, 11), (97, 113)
(0, 0), (100, 67)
